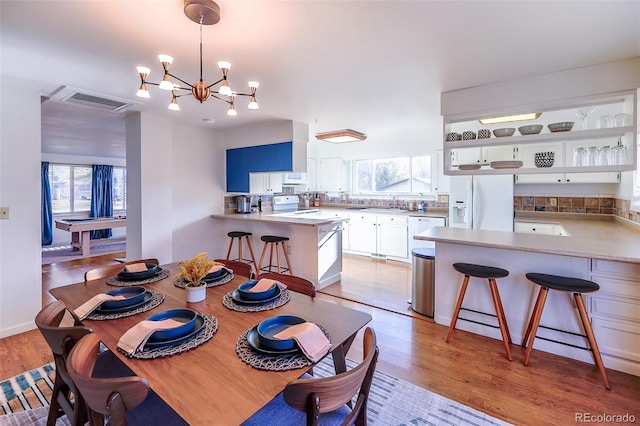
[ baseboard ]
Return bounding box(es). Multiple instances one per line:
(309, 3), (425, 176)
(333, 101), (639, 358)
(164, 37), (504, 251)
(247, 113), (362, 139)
(0, 321), (36, 339)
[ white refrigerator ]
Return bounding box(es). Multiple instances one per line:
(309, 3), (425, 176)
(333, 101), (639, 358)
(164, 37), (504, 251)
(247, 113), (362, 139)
(448, 175), (514, 232)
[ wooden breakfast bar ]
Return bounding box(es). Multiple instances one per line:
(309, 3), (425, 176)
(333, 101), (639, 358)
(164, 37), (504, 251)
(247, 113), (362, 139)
(55, 217), (126, 256)
(50, 262), (372, 425)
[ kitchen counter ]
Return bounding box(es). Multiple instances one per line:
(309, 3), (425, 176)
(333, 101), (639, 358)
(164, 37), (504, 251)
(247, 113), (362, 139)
(416, 214), (640, 377)
(416, 214), (640, 263)
(211, 211), (347, 227)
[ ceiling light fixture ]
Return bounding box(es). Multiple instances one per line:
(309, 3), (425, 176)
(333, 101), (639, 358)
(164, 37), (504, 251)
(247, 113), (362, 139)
(478, 112), (541, 125)
(315, 129), (367, 143)
(135, 0), (259, 116)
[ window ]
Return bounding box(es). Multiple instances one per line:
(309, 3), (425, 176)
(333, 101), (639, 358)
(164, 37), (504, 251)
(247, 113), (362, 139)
(48, 164), (127, 214)
(354, 155), (432, 194)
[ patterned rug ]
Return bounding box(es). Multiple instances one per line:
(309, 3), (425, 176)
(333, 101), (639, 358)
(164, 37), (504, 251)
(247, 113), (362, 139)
(0, 358), (511, 426)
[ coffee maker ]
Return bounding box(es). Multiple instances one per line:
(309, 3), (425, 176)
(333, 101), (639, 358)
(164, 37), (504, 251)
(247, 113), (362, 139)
(236, 195), (251, 213)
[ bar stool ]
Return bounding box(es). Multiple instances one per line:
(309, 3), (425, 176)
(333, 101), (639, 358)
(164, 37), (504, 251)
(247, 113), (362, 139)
(257, 235), (293, 275)
(225, 231), (257, 266)
(446, 262), (513, 361)
(522, 272), (611, 389)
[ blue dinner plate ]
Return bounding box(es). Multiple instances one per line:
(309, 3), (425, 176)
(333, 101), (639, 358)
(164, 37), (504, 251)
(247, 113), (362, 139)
(94, 291), (153, 314)
(147, 308), (198, 341)
(118, 263), (160, 281)
(237, 280), (278, 301)
(203, 268), (229, 283)
(246, 326), (299, 355)
(230, 286), (281, 306)
(144, 314), (206, 349)
(257, 315), (306, 351)
(101, 286), (147, 309)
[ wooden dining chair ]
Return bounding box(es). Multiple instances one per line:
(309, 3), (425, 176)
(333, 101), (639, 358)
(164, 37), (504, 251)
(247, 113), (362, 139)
(214, 258), (254, 279)
(244, 327), (379, 426)
(84, 258), (159, 282)
(35, 300), (93, 426)
(257, 272), (316, 297)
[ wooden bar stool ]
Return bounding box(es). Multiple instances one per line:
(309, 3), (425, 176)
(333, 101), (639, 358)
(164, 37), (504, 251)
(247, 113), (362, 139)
(257, 235), (292, 275)
(446, 262), (513, 361)
(522, 272), (611, 389)
(225, 231), (257, 266)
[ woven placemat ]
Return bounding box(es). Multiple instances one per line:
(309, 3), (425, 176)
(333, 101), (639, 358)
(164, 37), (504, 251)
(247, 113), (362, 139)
(236, 326), (331, 371)
(222, 283), (290, 312)
(173, 269), (234, 288)
(85, 290), (165, 320)
(120, 313), (218, 360)
(106, 268), (171, 287)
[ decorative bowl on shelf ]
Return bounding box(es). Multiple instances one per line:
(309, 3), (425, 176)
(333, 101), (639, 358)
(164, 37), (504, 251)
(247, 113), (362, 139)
(548, 122), (574, 132)
(477, 129), (492, 139)
(493, 128), (516, 137)
(518, 125), (543, 135)
(462, 131), (476, 140)
(534, 151), (555, 168)
(446, 132), (461, 141)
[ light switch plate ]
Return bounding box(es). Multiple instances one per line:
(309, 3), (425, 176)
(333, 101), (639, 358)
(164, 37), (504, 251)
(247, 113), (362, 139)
(0, 207), (9, 219)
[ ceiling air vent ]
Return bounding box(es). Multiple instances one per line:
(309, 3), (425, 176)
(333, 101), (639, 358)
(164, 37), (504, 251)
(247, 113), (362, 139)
(47, 86), (135, 112)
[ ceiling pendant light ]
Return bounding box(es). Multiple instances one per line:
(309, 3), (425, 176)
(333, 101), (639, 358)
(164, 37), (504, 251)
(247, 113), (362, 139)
(315, 129), (367, 143)
(135, 0), (259, 116)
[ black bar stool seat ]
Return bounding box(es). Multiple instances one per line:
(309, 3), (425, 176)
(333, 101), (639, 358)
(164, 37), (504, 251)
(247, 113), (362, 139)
(225, 231), (256, 266)
(258, 235), (293, 275)
(447, 262), (513, 361)
(522, 272), (610, 389)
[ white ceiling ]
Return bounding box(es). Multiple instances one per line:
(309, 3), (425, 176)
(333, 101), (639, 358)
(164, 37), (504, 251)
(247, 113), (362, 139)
(2, 1), (639, 159)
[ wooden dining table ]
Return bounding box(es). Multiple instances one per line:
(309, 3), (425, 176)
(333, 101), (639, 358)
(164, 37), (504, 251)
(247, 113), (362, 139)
(49, 262), (372, 425)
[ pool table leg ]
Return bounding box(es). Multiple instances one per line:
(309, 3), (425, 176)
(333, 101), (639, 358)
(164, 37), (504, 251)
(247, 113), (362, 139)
(81, 230), (91, 256)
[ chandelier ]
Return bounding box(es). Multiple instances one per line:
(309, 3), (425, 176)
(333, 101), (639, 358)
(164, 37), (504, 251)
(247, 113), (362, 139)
(135, 0), (259, 116)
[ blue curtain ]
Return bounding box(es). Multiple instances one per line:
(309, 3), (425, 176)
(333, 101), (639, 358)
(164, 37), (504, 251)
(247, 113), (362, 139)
(41, 162), (53, 245)
(90, 164), (113, 239)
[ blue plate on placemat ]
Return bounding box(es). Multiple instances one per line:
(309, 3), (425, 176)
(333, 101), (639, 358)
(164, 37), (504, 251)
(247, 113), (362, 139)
(257, 315), (306, 351)
(231, 286), (281, 306)
(203, 268), (229, 283)
(118, 263), (160, 281)
(238, 280), (278, 301)
(144, 314), (206, 349)
(246, 326), (299, 355)
(94, 291), (153, 314)
(147, 309), (198, 341)
(101, 286), (147, 309)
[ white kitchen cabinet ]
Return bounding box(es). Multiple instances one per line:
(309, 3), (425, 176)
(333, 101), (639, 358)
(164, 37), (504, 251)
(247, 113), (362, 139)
(306, 158), (317, 191)
(249, 173), (283, 194)
(318, 158), (350, 192)
(347, 212), (377, 253)
(443, 89), (637, 176)
(376, 215), (408, 258)
(589, 259), (640, 375)
(432, 150), (450, 193)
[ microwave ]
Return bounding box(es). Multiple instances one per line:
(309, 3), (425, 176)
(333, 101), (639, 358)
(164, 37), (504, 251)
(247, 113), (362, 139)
(282, 172), (307, 185)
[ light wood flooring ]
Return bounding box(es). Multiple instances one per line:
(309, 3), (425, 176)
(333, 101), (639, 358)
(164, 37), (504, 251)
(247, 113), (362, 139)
(0, 252), (638, 425)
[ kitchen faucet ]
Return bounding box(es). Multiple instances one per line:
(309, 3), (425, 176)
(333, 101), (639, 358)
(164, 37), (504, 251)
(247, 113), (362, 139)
(392, 195), (397, 209)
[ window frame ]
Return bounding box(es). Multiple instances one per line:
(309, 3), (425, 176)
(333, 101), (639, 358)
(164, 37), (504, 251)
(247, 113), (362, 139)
(351, 154), (434, 196)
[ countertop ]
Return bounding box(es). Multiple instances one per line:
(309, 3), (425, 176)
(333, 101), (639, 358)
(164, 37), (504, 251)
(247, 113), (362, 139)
(212, 207), (449, 226)
(416, 214), (640, 263)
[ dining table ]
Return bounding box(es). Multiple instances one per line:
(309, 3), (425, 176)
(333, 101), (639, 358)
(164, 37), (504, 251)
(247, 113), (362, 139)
(49, 262), (372, 425)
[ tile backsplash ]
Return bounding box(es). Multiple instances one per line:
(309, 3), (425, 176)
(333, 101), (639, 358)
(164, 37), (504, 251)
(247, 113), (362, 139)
(514, 195), (639, 223)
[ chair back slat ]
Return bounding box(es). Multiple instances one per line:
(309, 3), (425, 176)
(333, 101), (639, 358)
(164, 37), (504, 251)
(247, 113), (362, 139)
(283, 328), (378, 424)
(214, 259), (254, 279)
(66, 334), (149, 426)
(257, 272), (316, 297)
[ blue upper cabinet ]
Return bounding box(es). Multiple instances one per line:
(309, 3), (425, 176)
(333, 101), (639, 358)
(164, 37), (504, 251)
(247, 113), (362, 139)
(226, 142), (294, 193)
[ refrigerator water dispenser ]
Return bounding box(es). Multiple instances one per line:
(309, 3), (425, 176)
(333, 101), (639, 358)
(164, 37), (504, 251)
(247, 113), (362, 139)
(451, 201), (469, 227)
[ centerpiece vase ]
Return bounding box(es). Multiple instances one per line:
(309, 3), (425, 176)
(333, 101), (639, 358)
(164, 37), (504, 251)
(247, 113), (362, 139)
(186, 282), (206, 303)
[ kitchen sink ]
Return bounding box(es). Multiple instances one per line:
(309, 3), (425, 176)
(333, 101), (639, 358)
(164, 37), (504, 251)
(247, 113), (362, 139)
(514, 221), (569, 236)
(364, 208), (406, 214)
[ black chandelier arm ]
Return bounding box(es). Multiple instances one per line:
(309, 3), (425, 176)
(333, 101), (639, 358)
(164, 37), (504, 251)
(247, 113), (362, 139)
(205, 78), (224, 90)
(209, 93), (232, 104)
(229, 92), (253, 97)
(166, 73), (195, 89)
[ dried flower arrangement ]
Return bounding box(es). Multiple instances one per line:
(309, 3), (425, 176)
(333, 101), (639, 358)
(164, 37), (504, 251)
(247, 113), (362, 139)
(176, 252), (221, 287)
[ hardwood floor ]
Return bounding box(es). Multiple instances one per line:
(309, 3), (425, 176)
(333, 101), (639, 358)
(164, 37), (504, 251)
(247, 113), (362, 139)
(1, 252), (638, 425)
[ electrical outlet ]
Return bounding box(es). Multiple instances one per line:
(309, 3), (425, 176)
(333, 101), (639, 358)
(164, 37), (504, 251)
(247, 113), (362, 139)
(0, 207), (9, 219)
(287, 245), (291, 255)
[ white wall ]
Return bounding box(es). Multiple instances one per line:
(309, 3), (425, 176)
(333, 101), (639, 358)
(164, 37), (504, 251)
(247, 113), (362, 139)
(0, 77), (43, 337)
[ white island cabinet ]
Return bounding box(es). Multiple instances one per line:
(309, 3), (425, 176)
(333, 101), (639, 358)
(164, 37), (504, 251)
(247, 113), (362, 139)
(211, 212), (347, 290)
(416, 226), (640, 377)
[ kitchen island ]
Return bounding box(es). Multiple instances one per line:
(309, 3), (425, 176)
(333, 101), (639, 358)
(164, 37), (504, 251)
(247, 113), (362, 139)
(416, 218), (640, 377)
(211, 211), (348, 289)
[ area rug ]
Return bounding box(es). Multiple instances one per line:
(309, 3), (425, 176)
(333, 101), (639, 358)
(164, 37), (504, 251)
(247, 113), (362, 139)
(41, 243), (126, 265)
(0, 357), (511, 426)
